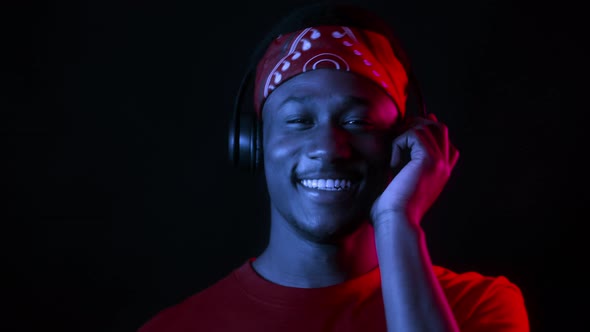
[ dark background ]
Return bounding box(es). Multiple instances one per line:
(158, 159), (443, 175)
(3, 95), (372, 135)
(3, 0), (586, 331)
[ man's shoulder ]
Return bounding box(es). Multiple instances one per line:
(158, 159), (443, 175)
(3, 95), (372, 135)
(137, 261), (249, 332)
(433, 265), (529, 330)
(433, 264), (523, 297)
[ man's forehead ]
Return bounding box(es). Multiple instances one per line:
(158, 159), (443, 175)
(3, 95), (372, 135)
(280, 95), (371, 106)
(263, 70), (397, 113)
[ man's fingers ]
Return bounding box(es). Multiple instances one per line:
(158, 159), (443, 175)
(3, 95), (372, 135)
(392, 115), (458, 170)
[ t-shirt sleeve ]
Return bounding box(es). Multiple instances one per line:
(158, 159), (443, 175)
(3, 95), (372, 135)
(459, 276), (530, 332)
(136, 306), (179, 332)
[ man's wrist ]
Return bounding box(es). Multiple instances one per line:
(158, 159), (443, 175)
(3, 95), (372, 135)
(372, 211), (423, 239)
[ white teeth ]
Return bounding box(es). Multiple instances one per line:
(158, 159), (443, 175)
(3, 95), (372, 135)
(300, 179), (352, 191)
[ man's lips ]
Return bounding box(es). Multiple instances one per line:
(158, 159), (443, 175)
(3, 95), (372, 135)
(295, 169), (361, 183)
(295, 171), (361, 203)
(298, 178), (354, 191)
(296, 180), (358, 204)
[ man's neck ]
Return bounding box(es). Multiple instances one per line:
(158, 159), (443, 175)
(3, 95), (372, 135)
(252, 221), (378, 288)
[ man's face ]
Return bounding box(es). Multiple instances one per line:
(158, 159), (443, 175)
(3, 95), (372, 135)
(261, 69), (401, 243)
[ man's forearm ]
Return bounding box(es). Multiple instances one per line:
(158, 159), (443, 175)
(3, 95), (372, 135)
(374, 217), (460, 332)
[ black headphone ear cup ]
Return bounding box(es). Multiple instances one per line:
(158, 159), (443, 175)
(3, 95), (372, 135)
(228, 104), (262, 173)
(233, 112), (259, 173)
(229, 110), (249, 171)
(254, 118), (263, 171)
(228, 111), (239, 168)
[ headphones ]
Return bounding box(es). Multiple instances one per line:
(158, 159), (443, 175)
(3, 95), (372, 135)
(228, 3), (427, 174)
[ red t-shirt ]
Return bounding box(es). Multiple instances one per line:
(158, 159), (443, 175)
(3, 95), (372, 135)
(138, 259), (529, 331)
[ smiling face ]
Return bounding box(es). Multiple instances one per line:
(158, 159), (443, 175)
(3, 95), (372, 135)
(261, 69), (401, 243)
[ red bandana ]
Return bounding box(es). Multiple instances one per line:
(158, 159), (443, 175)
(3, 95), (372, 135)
(253, 26), (409, 117)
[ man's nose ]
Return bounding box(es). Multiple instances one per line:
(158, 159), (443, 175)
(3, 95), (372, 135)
(305, 124), (352, 161)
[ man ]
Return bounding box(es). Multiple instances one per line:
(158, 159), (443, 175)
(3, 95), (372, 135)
(138, 3), (529, 331)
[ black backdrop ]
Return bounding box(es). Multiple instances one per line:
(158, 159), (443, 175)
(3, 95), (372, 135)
(3, 0), (586, 331)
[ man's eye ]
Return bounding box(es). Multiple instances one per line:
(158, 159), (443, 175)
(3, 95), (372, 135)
(286, 118), (313, 125)
(344, 119), (374, 128)
(345, 120), (367, 125)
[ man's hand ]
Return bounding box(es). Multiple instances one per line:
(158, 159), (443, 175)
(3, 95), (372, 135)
(371, 113), (460, 227)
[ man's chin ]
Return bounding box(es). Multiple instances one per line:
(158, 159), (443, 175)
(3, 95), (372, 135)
(291, 218), (367, 245)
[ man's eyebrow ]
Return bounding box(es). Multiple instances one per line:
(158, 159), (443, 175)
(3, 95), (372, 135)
(279, 95), (371, 108)
(279, 96), (311, 107)
(340, 96), (371, 108)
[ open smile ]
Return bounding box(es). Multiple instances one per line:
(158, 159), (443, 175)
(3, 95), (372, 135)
(297, 178), (359, 203)
(299, 178), (353, 191)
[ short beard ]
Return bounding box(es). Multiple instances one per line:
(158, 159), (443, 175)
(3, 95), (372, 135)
(284, 211), (369, 245)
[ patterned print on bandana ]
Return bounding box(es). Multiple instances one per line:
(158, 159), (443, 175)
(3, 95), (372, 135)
(254, 26), (409, 117)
